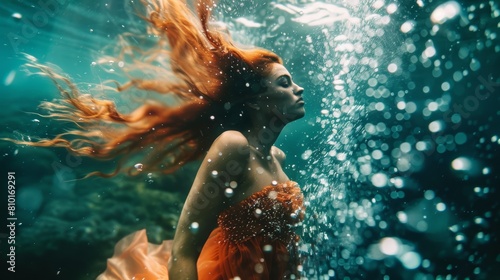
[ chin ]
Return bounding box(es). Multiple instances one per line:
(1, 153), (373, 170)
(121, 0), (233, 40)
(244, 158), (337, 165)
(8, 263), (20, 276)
(290, 108), (306, 121)
(297, 110), (306, 119)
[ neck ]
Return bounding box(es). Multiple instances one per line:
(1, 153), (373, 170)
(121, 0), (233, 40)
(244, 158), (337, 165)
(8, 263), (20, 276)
(243, 115), (284, 157)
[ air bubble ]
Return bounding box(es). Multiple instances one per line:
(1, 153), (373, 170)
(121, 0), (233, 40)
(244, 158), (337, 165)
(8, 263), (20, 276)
(224, 188), (234, 198)
(400, 21), (415, 33)
(387, 63), (398, 73)
(424, 190), (435, 200)
(428, 120), (444, 132)
(386, 3), (398, 14)
(263, 244), (273, 252)
(371, 173), (388, 187)
(254, 208), (262, 218)
(254, 263), (264, 274)
(379, 237), (400, 255)
(451, 157), (472, 171)
(436, 202), (446, 211)
(423, 46), (436, 58)
(397, 211), (408, 223)
(400, 251), (421, 269)
(190, 222), (199, 234)
(470, 58), (481, 71)
(134, 163), (143, 172)
(4, 70), (16, 86)
(431, 1), (461, 24)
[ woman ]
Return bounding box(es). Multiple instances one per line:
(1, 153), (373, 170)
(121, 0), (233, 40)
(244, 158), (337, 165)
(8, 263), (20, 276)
(98, 61), (306, 278)
(6, 0), (305, 278)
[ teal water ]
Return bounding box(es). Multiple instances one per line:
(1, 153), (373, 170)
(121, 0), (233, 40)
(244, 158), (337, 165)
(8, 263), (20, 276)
(1, 0), (499, 279)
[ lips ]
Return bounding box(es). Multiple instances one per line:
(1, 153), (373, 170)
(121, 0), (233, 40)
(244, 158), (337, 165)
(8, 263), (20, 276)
(296, 98), (305, 104)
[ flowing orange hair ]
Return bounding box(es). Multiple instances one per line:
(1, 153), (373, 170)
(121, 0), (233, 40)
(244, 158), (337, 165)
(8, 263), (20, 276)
(6, 0), (282, 177)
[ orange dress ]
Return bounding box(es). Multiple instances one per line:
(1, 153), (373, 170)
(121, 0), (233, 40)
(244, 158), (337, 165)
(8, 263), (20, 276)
(97, 181), (304, 280)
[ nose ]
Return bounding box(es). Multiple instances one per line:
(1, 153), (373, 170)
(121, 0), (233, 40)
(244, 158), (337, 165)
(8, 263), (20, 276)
(294, 83), (304, 96)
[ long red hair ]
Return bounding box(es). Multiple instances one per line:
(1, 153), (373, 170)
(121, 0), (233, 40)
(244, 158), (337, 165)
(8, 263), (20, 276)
(7, 0), (282, 177)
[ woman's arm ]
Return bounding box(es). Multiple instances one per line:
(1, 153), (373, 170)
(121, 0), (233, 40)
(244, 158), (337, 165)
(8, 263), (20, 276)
(168, 130), (250, 279)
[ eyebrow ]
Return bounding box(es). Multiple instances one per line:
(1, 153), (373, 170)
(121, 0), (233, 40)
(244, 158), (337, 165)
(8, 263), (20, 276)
(276, 74), (292, 83)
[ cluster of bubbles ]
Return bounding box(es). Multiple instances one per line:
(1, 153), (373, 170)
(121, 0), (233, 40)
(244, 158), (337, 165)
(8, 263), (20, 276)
(284, 0), (499, 279)
(133, 163), (155, 183)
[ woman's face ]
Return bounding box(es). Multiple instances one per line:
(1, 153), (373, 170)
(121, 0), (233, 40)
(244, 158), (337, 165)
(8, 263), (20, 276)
(253, 63), (305, 122)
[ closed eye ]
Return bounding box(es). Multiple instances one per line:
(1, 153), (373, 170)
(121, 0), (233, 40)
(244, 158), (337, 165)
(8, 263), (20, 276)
(278, 75), (292, 87)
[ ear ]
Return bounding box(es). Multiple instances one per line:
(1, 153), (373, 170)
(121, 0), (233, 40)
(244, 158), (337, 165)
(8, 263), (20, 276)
(246, 101), (260, 111)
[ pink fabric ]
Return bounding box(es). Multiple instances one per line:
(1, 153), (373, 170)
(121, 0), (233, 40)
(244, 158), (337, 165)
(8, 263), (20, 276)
(97, 229), (171, 280)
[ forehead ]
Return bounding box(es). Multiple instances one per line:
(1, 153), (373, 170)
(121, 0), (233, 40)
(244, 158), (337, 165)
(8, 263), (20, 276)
(266, 63), (291, 80)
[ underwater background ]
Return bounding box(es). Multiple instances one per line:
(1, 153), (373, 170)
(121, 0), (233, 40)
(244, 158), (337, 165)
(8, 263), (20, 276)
(0, 0), (499, 279)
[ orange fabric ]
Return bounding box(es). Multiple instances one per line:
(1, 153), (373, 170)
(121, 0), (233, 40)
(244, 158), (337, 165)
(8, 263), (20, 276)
(97, 229), (171, 280)
(97, 181), (304, 279)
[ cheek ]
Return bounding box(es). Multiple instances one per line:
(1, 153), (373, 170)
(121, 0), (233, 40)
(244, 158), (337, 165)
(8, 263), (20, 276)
(269, 93), (289, 107)
(259, 90), (291, 109)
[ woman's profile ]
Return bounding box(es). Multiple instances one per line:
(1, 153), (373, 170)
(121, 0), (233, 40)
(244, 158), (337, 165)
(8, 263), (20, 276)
(6, 0), (306, 278)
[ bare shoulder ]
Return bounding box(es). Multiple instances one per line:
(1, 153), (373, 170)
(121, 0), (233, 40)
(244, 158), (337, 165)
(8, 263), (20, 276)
(272, 146), (286, 164)
(209, 130), (250, 160)
(213, 130), (248, 147)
